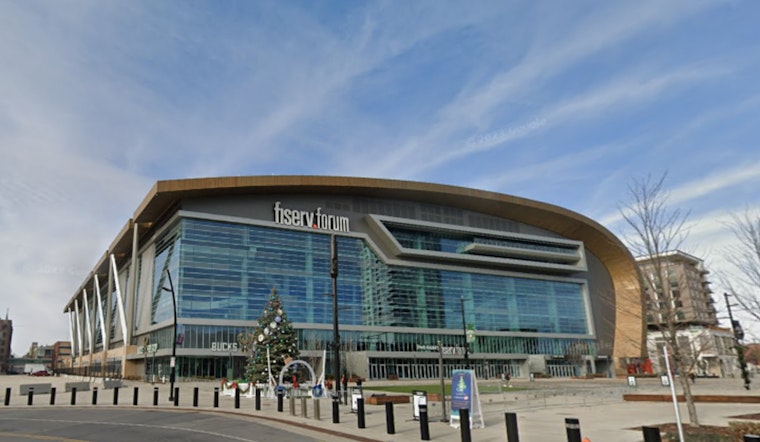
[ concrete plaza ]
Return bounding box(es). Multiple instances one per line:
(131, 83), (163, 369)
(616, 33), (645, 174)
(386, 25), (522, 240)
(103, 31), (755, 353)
(2, 374), (758, 441)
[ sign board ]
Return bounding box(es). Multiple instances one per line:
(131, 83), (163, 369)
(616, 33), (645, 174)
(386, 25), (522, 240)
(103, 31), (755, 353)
(415, 344), (466, 355)
(351, 388), (362, 413)
(627, 376), (637, 388)
(274, 201), (350, 232)
(211, 342), (238, 352)
(660, 374), (670, 387)
(137, 343), (158, 355)
(412, 390), (427, 420)
(449, 369), (485, 429)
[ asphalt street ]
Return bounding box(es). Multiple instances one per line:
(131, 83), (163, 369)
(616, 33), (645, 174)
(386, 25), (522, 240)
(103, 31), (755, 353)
(0, 408), (325, 442)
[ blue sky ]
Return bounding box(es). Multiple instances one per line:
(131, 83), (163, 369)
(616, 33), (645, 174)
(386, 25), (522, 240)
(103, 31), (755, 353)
(1, 0), (759, 355)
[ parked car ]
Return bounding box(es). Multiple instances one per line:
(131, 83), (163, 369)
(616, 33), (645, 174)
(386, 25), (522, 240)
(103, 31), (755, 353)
(31, 370), (51, 376)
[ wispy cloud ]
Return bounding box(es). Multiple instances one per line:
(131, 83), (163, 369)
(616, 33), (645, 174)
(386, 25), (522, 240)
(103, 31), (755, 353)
(669, 161), (760, 206)
(599, 160), (760, 227)
(346, 1), (722, 179)
(467, 142), (621, 192)
(442, 65), (729, 179)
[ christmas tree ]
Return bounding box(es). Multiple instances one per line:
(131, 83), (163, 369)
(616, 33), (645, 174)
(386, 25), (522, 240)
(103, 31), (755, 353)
(237, 287), (299, 384)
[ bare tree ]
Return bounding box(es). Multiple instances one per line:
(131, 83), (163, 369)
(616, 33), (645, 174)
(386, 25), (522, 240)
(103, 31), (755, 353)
(620, 173), (701, 426)
(724, 208), (760, 322)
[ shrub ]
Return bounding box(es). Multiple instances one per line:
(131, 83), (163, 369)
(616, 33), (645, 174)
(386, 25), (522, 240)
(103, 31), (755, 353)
(729, 421), (760, 441)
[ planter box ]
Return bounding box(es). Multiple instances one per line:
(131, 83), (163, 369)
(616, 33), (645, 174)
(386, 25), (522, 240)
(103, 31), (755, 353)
(366, 394), (410, 405)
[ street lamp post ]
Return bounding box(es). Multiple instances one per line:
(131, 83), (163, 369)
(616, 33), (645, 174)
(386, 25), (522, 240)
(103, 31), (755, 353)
(438, 340), (447, 422)
(330, 235), (341, 401)
(163, 269), (178, 401)
(460, 296), (470, 370)
(229, 348), (233, 379)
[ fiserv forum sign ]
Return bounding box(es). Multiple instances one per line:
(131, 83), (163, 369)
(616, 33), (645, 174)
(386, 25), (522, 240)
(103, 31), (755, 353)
(273, 201), (350, 232)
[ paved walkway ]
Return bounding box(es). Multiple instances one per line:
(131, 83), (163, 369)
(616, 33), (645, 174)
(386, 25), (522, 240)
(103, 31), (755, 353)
(2, 375), (758, 441)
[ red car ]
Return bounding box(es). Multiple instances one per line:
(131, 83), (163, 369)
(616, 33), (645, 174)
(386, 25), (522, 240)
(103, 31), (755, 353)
(31, 370), (51, 376)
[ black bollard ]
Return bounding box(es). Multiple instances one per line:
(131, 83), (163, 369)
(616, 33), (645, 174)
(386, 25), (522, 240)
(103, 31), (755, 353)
(50, 387), (56, 406)
(642, 426), (662, 442)
(193, 387), (199, 407)
(213, 387), (219, 408)
(419, 403), (430, 440)
(113, 387), (119, 405)
(565, 418), (582, 442)
(235, 387), (240, 409)
(133, 387), (139, 406)
(255, 388), (261, 411)
(276, 390), (284, 412)
(71, 387), (77, 406)
(505, 412), (520, 442)
(153, 387), (159, 406)
(357, 397), (365, 429)
(745, 436), (760, 441)
(27, 389), (34, 406)
(92, 387), (98, 405)
(332, 395), (340, 423)
(173, 387), (179, 407)
(385, 401), (395, 434)
(4, 387), (10, 406)
(459, 408), (472, 442)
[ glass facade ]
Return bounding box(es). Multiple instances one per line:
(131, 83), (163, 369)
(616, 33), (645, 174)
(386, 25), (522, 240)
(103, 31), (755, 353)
(388, 224), (578, 256)
(145, 217), (591, 366)
(151, 224), (180, 325)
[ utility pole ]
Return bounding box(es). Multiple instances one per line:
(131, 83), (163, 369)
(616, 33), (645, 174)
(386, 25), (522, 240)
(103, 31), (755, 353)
(724, 292), (751, 390)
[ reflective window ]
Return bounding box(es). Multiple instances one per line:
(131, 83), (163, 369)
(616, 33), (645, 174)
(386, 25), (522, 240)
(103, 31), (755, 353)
(151, 223), (181, 324)
(167, 218), (589, 335)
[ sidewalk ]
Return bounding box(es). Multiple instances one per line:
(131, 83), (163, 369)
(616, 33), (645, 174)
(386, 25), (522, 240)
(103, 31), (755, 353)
(2, 375), (758, 441)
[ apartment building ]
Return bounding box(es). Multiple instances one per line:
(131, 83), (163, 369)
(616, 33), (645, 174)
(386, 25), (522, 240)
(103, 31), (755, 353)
(637, 250), (717, 327)
(637, 250), (737, 376)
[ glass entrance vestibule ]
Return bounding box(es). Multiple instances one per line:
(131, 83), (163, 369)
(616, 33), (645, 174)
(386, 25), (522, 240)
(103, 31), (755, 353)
(141, 356), (246, 381)
(368, 357), (522, 380)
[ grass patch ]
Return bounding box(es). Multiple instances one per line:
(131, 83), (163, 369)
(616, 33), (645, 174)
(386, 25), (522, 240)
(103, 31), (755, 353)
(364, 383), (527, 395)
(364, 384), (449, 395)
